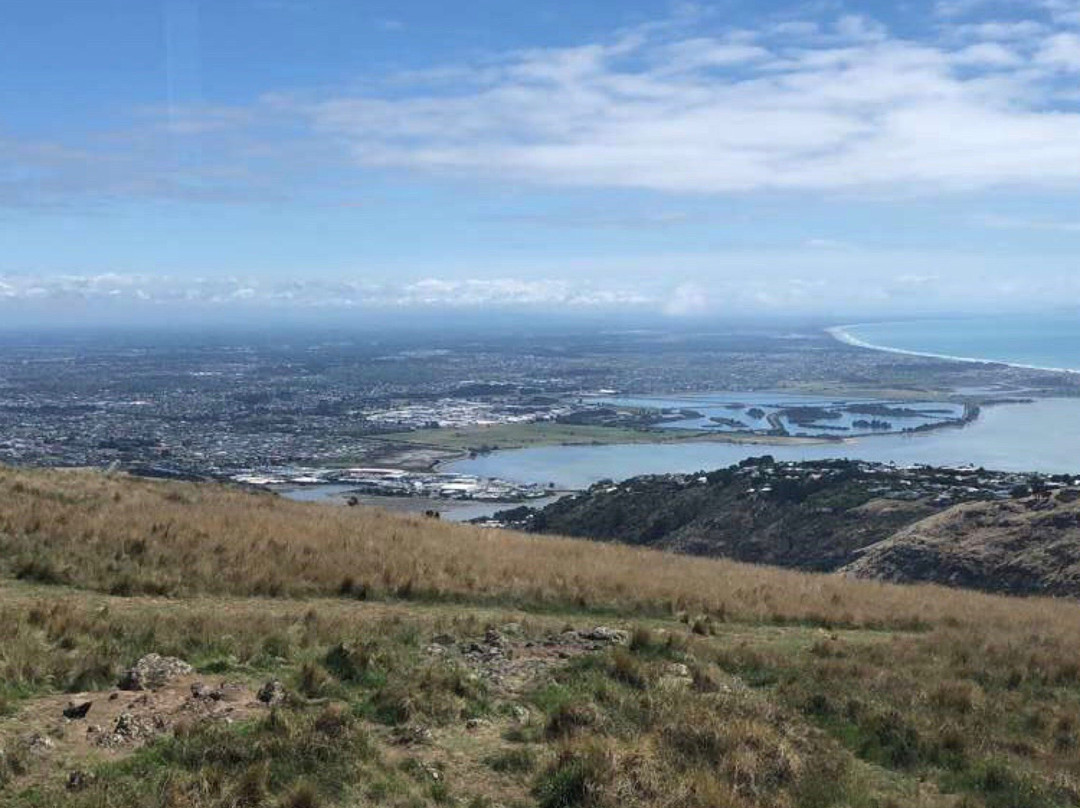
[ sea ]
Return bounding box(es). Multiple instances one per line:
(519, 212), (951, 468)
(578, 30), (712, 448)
(833, 314), (1080, 373)
(447, 315), (1080, 489)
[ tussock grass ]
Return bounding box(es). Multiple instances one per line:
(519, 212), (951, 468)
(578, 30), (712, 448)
(28, 703), (382, 808)
(5, 466), (1080, 806)
(3, 466), (1080, 639)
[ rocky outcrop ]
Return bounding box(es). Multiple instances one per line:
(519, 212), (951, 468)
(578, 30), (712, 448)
(118, 654), (194, 691)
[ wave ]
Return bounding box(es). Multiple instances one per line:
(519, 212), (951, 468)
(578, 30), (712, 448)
(826, 323), (1080, 376)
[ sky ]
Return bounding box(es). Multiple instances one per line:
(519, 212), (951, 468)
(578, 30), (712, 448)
(3, 0), (1080, 326)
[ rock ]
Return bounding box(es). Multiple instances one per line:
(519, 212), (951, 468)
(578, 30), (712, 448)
(190, 682), (211, 699)
(24, 732), (54, 752)
(256, 679), (286, 705)
(658, 662), (694, 690)
(113, 713), (138, 738)
(63, 701), (93, 720)
(118, 654), (194, 691)
(578, 627), (628, 644)
(211, 682), (245, 702)
(508, 704), (531, 723)
(465, 717), (491, 731)
(97, 712), (169, 747)
(666, 663), (691, 678)
(392, 725), (434, 746)
(424, 644), (448, 657)
(462, 630), (510, 664)
(419, 763), (442, 782)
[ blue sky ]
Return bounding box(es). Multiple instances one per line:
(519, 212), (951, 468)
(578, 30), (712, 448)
(4, 0), (1080, 324)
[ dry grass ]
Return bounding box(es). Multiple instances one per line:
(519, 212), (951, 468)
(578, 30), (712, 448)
(5, 465), (1080, 806)
(3, 466), (1080, 639)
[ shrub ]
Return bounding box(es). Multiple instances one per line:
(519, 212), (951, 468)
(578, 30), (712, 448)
(545, 703), (601, 740)
(533, 743), (612, 808)
(485, 747), (537, 773)
(609, 648), (648, 690)
(296, 662), (335, 699)
(628, 626), (654, 653)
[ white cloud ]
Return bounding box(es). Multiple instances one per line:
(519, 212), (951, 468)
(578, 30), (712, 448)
(6, 259), (1080, 317)
(0, 274), (658, 311)
(6, 5), (1080, 207)
(938, 0), (1080, 25)
(951, 42), (1023, 66)
(948, 20), (1049, 41)
(1035, 32), (1080, 70)
(286, 11), (1080, 195)
(662, 282), (709, 316)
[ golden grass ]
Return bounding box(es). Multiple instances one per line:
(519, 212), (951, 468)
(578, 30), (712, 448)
(2, 465), (1080, 640)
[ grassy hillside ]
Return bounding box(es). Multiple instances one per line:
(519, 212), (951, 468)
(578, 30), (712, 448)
(495, 460), (1080, 598)
(843, 494), (1080, 595)
(495, 465), (940, 572)
(2, 466), (1080, 807)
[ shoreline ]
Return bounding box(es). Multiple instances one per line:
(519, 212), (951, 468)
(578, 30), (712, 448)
(827, 323), (1080, 377)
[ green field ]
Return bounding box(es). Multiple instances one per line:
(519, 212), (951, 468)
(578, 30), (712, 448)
(381, 422), (824, 452)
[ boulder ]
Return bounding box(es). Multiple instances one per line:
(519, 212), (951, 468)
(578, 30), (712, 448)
(578, 626), (628, 644)
(119, 654), (194, 691)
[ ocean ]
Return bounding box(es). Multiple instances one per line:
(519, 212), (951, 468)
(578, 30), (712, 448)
(833, 315), (1080, 373)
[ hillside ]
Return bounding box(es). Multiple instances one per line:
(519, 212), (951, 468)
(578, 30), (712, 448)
(843, 492), (1080, 596)
(491, 459), (1036, 571)
(3, 466), (1080, 807)
(494, 458), (1080, 599)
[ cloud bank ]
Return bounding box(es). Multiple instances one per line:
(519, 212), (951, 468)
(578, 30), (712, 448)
(5, 261), (1080, 321)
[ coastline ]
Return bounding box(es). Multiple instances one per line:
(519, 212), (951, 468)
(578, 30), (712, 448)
(827, 323), (1080, 377)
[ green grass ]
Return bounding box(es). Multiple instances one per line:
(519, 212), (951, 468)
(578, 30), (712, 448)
(379, 422), (818, 452)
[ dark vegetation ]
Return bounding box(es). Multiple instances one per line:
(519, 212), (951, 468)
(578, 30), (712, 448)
(495, 458), (1080, 597)
(495, 459), (964, 571)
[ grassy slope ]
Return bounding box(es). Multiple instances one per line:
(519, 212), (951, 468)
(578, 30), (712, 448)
(511, 474), (940, 573)
(1, 466), (1080, 807)
(843, 496), (1080, 596)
